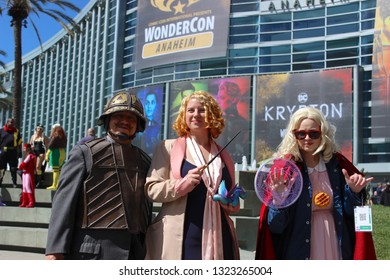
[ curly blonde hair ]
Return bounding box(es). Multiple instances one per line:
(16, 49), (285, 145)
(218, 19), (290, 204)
(276, 107), (338, 163)
(173, 91), (225, 138)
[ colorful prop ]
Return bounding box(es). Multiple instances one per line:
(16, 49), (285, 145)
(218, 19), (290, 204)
(254, 158), (303, 209)
(213, 180), (248, 207)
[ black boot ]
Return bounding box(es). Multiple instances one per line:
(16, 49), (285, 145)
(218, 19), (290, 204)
(11, 167), (18, 187)
(35, 174), (42, 188)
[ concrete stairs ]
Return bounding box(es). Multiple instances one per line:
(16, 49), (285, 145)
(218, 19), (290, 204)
(0, 171), (261, 254)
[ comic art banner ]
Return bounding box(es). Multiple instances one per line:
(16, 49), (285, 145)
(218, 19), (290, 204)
(131, 85), (165, 156)
(255, 68), (354, 162)
(133, 0), (231, 70)
(168, 76), (252, 163)
(371, 0), (390, 138)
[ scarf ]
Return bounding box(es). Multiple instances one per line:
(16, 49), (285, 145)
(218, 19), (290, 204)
(186, 136), (224, 260)
(4, 125), (17, 133)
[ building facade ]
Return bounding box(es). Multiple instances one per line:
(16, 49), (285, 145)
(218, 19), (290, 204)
(0, 0), (389, 180)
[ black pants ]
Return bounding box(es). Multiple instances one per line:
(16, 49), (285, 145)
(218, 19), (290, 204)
(0, 149), (19, 185)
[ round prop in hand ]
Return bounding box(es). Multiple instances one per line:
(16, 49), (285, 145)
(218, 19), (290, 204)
(254, 158), (303, 209)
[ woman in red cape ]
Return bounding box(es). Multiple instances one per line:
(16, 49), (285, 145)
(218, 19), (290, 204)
(255, 107), (376, 260)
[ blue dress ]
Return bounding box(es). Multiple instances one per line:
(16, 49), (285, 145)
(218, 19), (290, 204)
(181, 160), (234, 260)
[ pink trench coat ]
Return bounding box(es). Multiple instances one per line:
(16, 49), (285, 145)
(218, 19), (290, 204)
(144, 137), (240, 260)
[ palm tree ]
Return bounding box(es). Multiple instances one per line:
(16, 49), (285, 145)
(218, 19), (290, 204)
(0, 0), (80, 128)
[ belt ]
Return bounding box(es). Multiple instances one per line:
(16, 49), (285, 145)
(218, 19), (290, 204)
(2, 147), (16, 151)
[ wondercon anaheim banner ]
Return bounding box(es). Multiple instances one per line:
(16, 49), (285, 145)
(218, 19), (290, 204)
(371, 0), (390, 138)
(133, 0), (231, 70)
(255, 68), (354, 163)
(168, 76), (252, 163)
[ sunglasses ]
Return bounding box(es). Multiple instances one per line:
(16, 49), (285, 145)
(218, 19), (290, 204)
(293, 130), (322, 140)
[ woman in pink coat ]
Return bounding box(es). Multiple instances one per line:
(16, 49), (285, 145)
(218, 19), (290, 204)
(145, 91), (240, 260)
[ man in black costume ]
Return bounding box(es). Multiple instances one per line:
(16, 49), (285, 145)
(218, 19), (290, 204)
(45, 91), (152, 260)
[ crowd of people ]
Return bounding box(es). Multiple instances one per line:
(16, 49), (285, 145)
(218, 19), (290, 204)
(0, 90), (380, 260)
(370, 182), (390, 206)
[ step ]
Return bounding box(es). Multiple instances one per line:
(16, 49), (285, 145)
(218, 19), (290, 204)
(0, 207), (51, 226)
(1, 188), (54, 206)
(0, 170), (262, 255)
(233, 216), (259, 251)
(0, 226), (47, 252)
(1, 170), (53, 186)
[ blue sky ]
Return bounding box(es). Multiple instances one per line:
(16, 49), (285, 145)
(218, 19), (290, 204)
(0, 0), (89, 64)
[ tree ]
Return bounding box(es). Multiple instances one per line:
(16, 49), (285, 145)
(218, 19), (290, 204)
(0, 0), (80, 128)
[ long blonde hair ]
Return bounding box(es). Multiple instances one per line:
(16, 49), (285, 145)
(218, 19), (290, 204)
(173, 91), (225, 138)
(276, 107), (338, 162)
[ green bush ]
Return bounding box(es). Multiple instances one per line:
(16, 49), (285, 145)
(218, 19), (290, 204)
(372, 204), (390, 260)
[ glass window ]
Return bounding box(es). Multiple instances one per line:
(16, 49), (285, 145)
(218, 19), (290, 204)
(327, 14), (359, 25)
(229, 58), (257, 67)
(229, 48), (258, 57)
(327, 23), (359, 35)
(231, 25), (258, 35)
(361, 35), (374, 45)
(293, 62), (324, 71)
(293, 41), (324, 53)
(229, 67), (257, 74)
(362, 0), (376, 9)
(260, 32), (291, 41)
(175, 72), (199, 80)
(326, 58), (358, 67)
(294, 8), (324, 19)
(231, 3), (259, 13)
(136, 68), (153, 80)
(361, 9), (376, 20)
(200, 59), (227, 69)
(361, 56), (372, 66)
(260, 22), (291, 32)
(294, 18), (325, 29)
(327, 37), (359, 49)
(200, 69), (227, 77)
(260, 55), (290, 65)
(154, 65), (174, 75)
(259, 65), (290, 73)
(293, 52), (324, 62)
(361, 20), (375, 30)
(361, 45), (373, 55)
(175, 62), (199, 72)
(261, 13), (291, 23)
(293, 28), (324, 39)
(327, 2), (359, 15)
(260, 45), (291, 55)
(154, 75), (173, 83)
(230, 16), (258, 25)
(230, 34), (258, 44)
(327, 48), (359, 59)
(231, 0), (258, 3)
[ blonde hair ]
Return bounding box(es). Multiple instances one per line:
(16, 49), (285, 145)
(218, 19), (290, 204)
(173, 90), (225, 138)
(276, 107), (338, 162)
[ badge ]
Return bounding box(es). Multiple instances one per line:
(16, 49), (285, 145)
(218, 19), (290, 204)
(354, 206), (373, 232)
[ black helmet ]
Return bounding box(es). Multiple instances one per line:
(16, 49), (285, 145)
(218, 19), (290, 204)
(97, 91), (146, 133)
